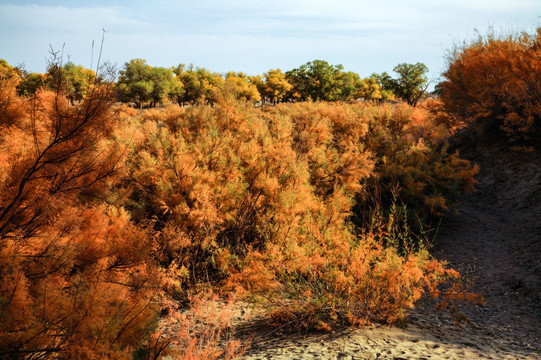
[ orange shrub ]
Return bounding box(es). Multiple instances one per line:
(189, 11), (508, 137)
(229, 195), (475, 330)
(0, 72), (162, 358)
(356, 103), (478, 234)
(148, 291), (246, 360)
(440, 28), (541, 141)
(123, 99), (478, 331)
(124, 101), (373, 292)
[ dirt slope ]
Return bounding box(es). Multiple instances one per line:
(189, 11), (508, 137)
(428, 130), (541, 355)
(241, 130), (540, 359)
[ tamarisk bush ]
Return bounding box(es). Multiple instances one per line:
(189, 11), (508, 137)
(440, 28), (541, 142)
(123, 98), (479, 330)
(0, 61), (162, 358)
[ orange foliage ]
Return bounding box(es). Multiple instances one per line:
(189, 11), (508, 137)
(0, 47), (486, 358)
(152, 291), (246, 360)
(0, 71), (161, 358)
(357, 102), (478, 233)
(124, 101), (374, 296)
(230, 207), (473, 330)
(440, 28), (541, 141)
(123, 98), (478, 331)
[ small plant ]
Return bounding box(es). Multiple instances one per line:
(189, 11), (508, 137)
(230, 198), (477, 332)
(146, 291), (246, 360)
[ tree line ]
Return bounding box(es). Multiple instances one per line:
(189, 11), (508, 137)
(3, 58), (430, 108)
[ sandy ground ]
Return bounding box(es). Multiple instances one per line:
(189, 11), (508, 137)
(237, 131), (541, 359)
(240, 320), (537, 359)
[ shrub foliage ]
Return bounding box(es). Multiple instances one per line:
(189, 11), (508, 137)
(123, 99), (478, 330)
(440, 28), (541, 141)
(0, 65), (162, 358)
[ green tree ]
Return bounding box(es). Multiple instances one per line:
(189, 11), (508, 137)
(173, 64), (223, 105)
(148, 65), (178, 106)
(334, 71), (358, 100)
(286, 60), (344, 101)
(117, 59), (176, 108)
(390, 62), (429, 106)
(263, 69), (293, 104)
(370, 72), (396, 102)
(336, 71), (381, 101)
(46, 61), (96, 103)
(116, 59), (152, 108)
(17, 72), (45, 97)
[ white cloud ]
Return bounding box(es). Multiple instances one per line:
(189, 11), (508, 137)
(0, 3), (151, 70)
(1, 4), (149, 33)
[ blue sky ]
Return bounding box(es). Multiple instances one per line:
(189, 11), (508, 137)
(1, 0), (539, 84)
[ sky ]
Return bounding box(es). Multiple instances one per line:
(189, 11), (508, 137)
(1, 0), (539, 85)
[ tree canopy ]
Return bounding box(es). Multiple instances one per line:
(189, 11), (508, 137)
(389, 62), (429, 106)
(117, 58), (177, 108)
(172, 64), (224, 105)
(252, 68), (293, 104)
(46, 61), (97, 103)
(110, 58), (431, 107)
(286, 60), (345, 101)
